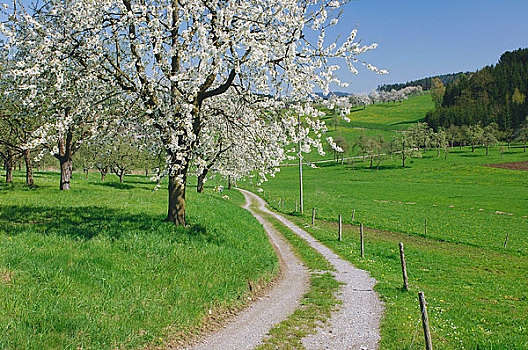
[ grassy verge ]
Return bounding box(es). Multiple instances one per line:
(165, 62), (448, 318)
(284, 215), (528, 349)
(250, 208), (342, 349)
(0, 172), (278, 349)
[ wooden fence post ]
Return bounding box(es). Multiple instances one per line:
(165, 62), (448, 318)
(338, 215), (342, 241)
(360, 223), (364, 258)
(419, 291), (433, 350)
(399, 242), (409, 291)
(312, 208), (316, 226)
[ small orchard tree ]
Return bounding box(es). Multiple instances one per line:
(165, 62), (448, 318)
(409, 122), (432, 153)
(391, 128), (420, 168)
(482, 123), (499, 156)
(501, 127), (515, 149)
(467, 124), (484, 153)
(354, 132), (384, 168)
(333, 133), (350, 164)
(0, 144), (18, 183)
(431, 128), (449, 159)
(445, 124), (460, 148)
(74, 145), (97, 180)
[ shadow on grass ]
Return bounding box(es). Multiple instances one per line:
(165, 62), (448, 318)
(315, 161), (405, 171)
(94, 182), (136, 190)
(391, 120), (423, 127)
(0, 204), (223, 244)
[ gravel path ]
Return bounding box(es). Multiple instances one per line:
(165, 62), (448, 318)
(187, 189), (309, 350)
(245, 190), (384, 350)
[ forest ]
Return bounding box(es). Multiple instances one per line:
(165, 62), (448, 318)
(377, 72), (468, 92)
(425, 48), (528, 131)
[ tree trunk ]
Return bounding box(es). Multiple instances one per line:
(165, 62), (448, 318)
(54, 126), (75, 191)
(167, 172), (187, 225)
(471, 143), (475, 152)
(370, 157), (373, 168)
(59, 157), (72, 190)
(197, 168), (209, 193)
(402, 139), (406, 168)
(119, 170), (124, 183)
(228, 175), (232, 190)
(437, 148), (440, 157)
(486, 146), (489, 156)
(23, 149), (34, 186)
(101, 172), (106, 182)
(5, 155), (14, 183)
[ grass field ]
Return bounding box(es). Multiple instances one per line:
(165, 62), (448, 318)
(0, 172), (277, 349)
(249, 94), (528, 349)
(262, 148), (528, 255)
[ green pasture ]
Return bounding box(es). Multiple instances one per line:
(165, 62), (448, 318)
(261, 147), (528, 254)
(0, 172), (277, 349)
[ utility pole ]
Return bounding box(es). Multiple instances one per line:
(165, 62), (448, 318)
(298, 115), (304, 214)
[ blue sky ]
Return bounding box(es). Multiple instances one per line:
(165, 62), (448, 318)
(4, 0), (528, 94)
(331, 0), (528, 93)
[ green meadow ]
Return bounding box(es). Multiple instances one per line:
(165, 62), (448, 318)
(263, 148), (528, 255)
(0, 173), (277, 349)
(254, 94), (528, 348)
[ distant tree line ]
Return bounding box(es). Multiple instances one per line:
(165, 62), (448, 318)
(377, 72), (469, 92)
(425, 48), (528, 132)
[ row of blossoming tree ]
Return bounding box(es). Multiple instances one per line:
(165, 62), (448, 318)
(0, 0), (386, 225)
